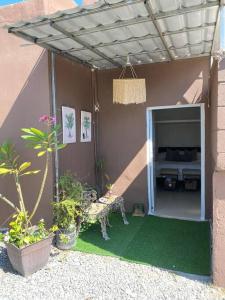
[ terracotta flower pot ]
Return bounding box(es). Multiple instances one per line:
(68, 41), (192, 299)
(6, 235), (53, 277)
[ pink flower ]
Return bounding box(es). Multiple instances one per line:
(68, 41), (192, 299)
(39, 115), (56, 125)
(49, 116), (56, 125)
(39, 115), (49, 123)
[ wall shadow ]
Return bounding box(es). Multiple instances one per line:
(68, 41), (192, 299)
(0, 49), (54, 226)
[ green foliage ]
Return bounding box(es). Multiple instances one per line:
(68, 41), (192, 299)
(65, 113), (74, 130)
(95, 158), (113, 196)
(53, 173), (90, 232)
(0, 115), (66, 248)
(95, 158), (104, 171)
(53, 199), (81, 230)
(21, 125), (66, 157)
(83, 116), (90, 129)
(0, 141), (40, 177)
(4, 212), (57, 248)
(59, 172), (84, 200)
(59, 233), (70, 244)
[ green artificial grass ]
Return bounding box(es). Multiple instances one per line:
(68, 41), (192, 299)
(75, 213), (211, 275)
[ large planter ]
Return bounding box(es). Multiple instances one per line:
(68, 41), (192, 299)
(56, 228), (77, 250)
(6, 235), (53, 277)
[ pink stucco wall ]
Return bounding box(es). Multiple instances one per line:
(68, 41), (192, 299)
(0, 0), (76, 226)
(211, 58), (225, 287)
(97, 57), (211, 215)
(55, 55), (95, 186)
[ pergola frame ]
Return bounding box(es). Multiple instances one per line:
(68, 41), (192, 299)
(8, 0), (221, 69)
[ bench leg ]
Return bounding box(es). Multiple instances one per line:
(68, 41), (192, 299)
(106, 215), (112, 227)
(119, 201), (129, 225)
(99, 216), (110, 240)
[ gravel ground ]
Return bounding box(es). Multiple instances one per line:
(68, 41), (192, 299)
(0, 244), (224, 300)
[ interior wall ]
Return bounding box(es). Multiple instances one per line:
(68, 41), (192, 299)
(154, 107), (201, 148)
(96, 57), (211, 215)
(55, 55), (95, 186)
(156, 123), (200, 148)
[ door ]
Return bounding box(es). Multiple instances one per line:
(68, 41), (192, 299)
(146, 109), (155, 214)
(147, 104), (205, 220)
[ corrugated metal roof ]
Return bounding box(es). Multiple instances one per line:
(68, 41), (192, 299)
(8, 0), (220, 69)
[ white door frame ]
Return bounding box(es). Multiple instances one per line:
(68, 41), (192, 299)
(146, 104), (205, 221)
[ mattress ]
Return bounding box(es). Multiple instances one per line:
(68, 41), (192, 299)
(155, 160), (201, 180)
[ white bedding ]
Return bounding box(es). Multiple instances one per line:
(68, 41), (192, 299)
(155, 160), (201, 180)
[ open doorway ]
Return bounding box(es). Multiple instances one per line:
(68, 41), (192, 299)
(147, 104), (205, 221)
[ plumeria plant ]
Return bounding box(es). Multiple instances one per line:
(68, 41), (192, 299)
(0, 115), (65, 248)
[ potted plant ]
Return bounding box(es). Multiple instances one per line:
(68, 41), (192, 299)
(0, 115), (66, 276)
(53, 173), (88, 250)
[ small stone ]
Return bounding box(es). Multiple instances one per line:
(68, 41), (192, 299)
(0, 245), (224, 300)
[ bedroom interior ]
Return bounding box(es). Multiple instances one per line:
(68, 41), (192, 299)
(152, 106), (202, 220)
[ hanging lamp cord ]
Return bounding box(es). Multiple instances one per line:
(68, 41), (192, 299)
(119, 55), (138, 79)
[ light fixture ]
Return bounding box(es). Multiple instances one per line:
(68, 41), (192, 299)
(113, 56), (146, 105)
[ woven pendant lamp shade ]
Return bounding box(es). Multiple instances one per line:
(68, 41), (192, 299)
(113, 78), (146, 104)
(113, 57), (146, 105)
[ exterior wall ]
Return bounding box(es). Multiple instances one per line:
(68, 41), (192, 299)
(0, 0), (76, 226)
(211, 58), (225, 287)
(55, 56), (95, 186)
(97, 57), (211, 215)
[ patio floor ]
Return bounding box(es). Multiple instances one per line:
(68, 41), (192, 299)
(75, 214), (211, 275)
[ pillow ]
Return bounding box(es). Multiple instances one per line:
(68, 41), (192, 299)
(158, 152), (166, 161)
(191, 149), (197, 161)
(165, 148), (177, 161)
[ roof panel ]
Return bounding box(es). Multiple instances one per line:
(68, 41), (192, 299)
(7, 0), (219, 69)
(48, 38), (83, 51)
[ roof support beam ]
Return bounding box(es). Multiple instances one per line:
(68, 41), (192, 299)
(36, 16), (152, 44)
(87, 41), (212, 63)
(66, 23), (215, 53)
(89, 52), (211, 68)
(50, 22), (121, 68)
(144, 0), (173, 60)
(8, 29), (93, 68)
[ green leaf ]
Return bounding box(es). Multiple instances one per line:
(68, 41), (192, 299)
(21, 128), (35, 135)
(30, 128), (46, 137)
(47, 148), (53, 152)
(19, 162), (31, 172)
(0, 168), (12, 175)
(21, 170), (40, 176)
(37, 151), (46, 157)
(21, 135), (41, 142)
(34, 145), (42, 149)
(53, 124), (61, 131)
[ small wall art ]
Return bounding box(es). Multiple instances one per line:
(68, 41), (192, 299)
(80, 111), (92, 142)
(62, 106), (76, 144)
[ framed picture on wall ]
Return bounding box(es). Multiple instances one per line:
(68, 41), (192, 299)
(62, 106), (76, 144)
(81, 111), (92, 142)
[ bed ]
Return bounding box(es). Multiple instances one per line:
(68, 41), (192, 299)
(155, 147), (201, 181)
